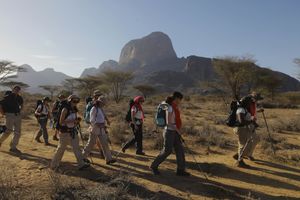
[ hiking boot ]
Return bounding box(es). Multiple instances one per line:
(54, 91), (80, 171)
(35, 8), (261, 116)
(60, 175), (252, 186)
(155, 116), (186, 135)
(45, 142), (50, 146)
(106, 159), (117, 165)
(236, 160), (251, 168)
(136, 151), (146, 156)
(233, 153), (239, 160)
(35, 138), (42, 143)
(78, 163), (90, 170)
(150, 166), (160, 175)
(121, 146), (126, 153)
(9, 148), (22, 154)
(53, 135), (59, 141)
(245, 156), (256, 161)
(83, 158), (91, 164)
(176, 169), (190, 176)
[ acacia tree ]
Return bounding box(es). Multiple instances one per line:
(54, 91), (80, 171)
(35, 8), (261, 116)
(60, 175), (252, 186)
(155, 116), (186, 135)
(1, 81), (29, 90)
(62, 78), (78, 94)
(102, 70), (134, 103)
(134, 84), (155, 98)
(73, 76), (103, 97)
(39, 85), (62, 100)
(212, 56), (256, 100)
(257, 70), (282, 101)
(0, 61), (25, 83)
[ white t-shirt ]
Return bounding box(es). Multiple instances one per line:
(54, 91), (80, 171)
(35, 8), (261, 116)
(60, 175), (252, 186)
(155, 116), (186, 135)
(131, 106), (143, 120)
(64, 112), (77, 128)
(166, 106), (176, 130)
(36, 104), (49, 115)
(236, 108), (252, 121)
(90, 106), (105, 125)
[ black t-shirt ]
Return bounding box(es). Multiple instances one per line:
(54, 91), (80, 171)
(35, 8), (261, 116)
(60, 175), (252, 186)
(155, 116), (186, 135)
(1, 93), (23, 113)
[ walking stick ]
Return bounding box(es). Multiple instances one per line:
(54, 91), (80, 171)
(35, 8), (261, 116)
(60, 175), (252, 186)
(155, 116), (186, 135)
(261, 111), (276, 155)
(180, 136), (209, 181)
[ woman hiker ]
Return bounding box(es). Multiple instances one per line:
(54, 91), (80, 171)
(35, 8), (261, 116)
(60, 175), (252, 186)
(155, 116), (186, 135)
(82, 96), (116, 165)
(150, 92), (190, 176)
(122, 96), (146, 155)
(50, 95), (90, 170)
(35, 97), (52, 145)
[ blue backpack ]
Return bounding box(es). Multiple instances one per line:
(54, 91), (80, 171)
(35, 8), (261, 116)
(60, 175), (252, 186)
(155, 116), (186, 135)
(155, 102), (169, 127)
(84, 101), (94, 124)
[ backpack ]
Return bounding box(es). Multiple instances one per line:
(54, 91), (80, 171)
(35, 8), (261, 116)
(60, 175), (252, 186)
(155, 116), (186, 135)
(84, 101), (94, 124)
(125, 99), (135, 123)
(225, 100), (239, 127)
(34, 100), (44, 118)
(55, 100), (70, 130)
(52, 100), (60, 113)
(155, 102), (169, 127)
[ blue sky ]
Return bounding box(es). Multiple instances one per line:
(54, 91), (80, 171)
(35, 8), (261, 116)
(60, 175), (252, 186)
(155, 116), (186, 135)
(0, 0), (299, 78)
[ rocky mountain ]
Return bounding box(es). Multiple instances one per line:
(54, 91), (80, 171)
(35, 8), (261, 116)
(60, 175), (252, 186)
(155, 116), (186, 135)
(13, 64), (72, 94)
(80, 31), (300, 93)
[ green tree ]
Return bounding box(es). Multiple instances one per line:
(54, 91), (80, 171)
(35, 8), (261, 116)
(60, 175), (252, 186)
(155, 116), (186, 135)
(73, 76), (103, 97)
(0, 60), (26, 83)
(212, 56), (256, 100)
(39, 85), (62, 100)
(1, 81), (29, 90)
(102, 70), (134, 103)
(134, 84), (155, 98)
(257, 70), (282, 101)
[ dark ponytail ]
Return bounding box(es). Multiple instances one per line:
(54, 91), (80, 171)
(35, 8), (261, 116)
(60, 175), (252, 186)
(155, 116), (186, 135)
(165, 91), (183, 105)
(165, 96), (174, 105)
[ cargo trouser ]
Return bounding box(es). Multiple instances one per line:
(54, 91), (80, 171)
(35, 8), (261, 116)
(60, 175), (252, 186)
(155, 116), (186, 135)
(123, 123), (143, 153)
(82, 126), (113, 162)
(50, 131), (86, 169)
(0, 113), (22, 149)
(35, 117), (48, 143)
(233, 126), (259, 158)
(151, 130), (186, 170)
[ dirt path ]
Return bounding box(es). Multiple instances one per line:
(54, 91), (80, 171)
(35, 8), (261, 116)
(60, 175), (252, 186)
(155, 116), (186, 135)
(0, 119), (299, 199)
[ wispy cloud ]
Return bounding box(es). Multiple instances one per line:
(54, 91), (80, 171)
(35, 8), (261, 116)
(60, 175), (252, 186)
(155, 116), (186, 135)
(31, 55), (58, 59)
(69, 57), (86, 61)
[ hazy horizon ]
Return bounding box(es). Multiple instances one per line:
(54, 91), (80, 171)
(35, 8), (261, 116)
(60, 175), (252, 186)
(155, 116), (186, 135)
(0, 0), (299, 78)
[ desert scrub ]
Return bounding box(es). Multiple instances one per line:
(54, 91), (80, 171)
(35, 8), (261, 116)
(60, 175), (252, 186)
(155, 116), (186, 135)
(272, 117), (300, 133)
(109, 122), (131, 145)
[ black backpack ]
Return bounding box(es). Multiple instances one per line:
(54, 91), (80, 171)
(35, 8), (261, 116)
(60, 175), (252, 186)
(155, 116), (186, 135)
(226, 100), (239, 127)
(125, 99), (135, 123)
(34, 100), (44, 118)
(55, 100), (71, 130)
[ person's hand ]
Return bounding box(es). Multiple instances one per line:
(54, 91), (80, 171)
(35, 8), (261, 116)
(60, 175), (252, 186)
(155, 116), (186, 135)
(257, 108), (264, 113)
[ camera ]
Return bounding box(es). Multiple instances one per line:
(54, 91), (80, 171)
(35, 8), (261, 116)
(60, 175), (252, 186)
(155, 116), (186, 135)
(0, 125), (7, 134)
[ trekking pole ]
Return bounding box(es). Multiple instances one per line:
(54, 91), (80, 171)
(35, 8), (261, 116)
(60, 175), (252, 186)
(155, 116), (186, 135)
(180, 136), (209, 181)
(261, 111), (276, 155)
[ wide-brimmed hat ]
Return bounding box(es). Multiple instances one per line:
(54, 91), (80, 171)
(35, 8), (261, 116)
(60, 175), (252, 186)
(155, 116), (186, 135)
(12, 85), (21, 91)
(68, 94), (80, 102)
(93, 90), (102, 97)
(43, 97), (51, 102)
(96, 96), (106, 105)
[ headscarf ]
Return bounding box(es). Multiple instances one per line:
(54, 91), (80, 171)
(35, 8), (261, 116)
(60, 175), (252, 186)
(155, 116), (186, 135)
(172, 101), (182, 129)
(133, 96), (145, 120)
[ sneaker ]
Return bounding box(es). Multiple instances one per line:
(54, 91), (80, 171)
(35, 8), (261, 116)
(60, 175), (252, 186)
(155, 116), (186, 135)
(78, 163), (90, 170)
(150, 166), (160, 175)
(83, 158), (91, 164)
(106, 159), (117, 165)
(236, 160), (251, 168)
(53, 135), (59, 141)
(245, 156), (256, 161)
(9, 148), (22, 154)
(233, 153), (239, 160)
(35, 138), (42, 143)
(136, 152), (146, 156)
(176, 170), (191, 176)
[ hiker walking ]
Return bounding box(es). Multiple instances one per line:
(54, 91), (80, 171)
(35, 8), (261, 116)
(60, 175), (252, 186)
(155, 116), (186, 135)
(122, 96), (146, 155)
(84, 90), (105, 159)
(247, 92), (264, 160)
(0, 86), (24, 154)
(50, 95), (90, 170)
(34, 97), (52, 145)
(150, 92), (190, 176)
(52, 94), (66, 141)
(82, 96), (116, 165)
(233, 96), (258, 168)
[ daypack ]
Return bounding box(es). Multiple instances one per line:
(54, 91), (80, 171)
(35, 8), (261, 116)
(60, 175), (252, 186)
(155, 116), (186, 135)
(84, 101), (94, 124)
(34, 100), (44, 118)
(125, 99), (135, 123)
(55, 100), (70, 130)
(155, 102), (169, 127)
(226, 100), (239, 127)
(52, 100), (60, 113)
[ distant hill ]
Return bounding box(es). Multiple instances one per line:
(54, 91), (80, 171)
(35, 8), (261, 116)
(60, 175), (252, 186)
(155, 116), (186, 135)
(80, 31), (300, 92)
(13, 64), (72, 94)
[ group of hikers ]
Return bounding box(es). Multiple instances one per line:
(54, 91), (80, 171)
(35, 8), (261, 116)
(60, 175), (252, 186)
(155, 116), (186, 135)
(0, 85), (265, 176)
